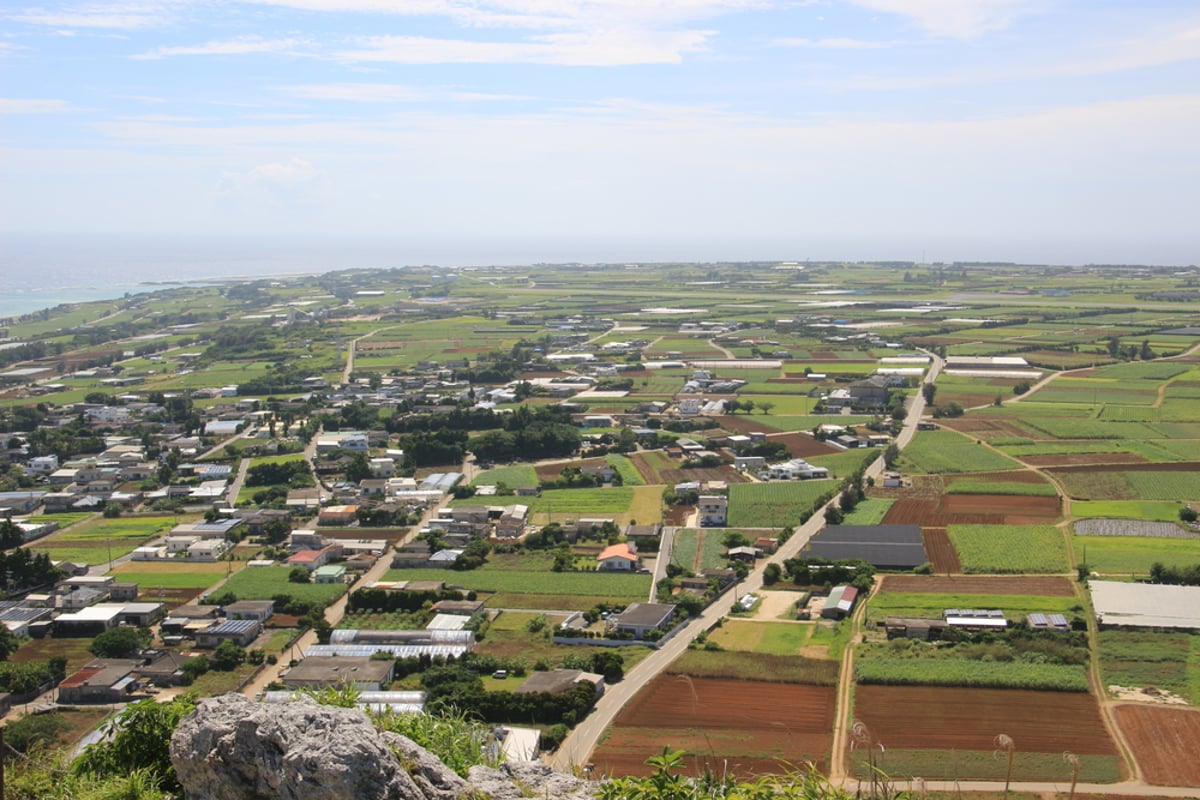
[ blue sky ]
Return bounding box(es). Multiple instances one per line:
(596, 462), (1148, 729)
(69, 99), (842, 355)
(2, 1), (1198, 264)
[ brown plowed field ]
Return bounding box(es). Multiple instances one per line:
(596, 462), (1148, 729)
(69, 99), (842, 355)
(719, 416), (783, 436)
(853, 685), (1117, 755)
(1021, 453), (1148, 467)
(936, 418), (1031, 437)
(882, 495), (1060, 527)
(771, 432), (841, 458)
(879, 575), (1076, 596)
(592, 676), (835, 778)
(1112, 704), (1200, 786)
(921, 529), (961, 573)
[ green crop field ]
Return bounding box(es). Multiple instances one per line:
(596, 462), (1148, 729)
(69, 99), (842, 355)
(522, 487), (634, 516)
(852, 750), (1120, 784)
(666, 649), (838, 685)
(1019, 417), (1164, 440)
(217, 566), (347, 605)
(605, 454), (646, 486)
(106, 570), (229, 589)
(472, 464), (538, 487)
(807, 448), (880, 478)
(855, 657), (1089, 692)
(899, 432), (1024, 474)
(1070, 500), (1185, 520)
(947, 525), (1071, 574)
(1124, 471), (1200, 501)
(841, 498), (895, 525)
(727, 480), (837, 527)
(1055, 471), (1136, 501)
(1075, 535), (1200, 575)
(944, 479), (1059, 496)
(670, 528), (733, 573)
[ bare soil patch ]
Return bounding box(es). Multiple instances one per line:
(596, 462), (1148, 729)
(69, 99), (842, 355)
(772, 432), (841, 458)
(936, 418), (1030, 437)
(879, 575), (1076, 596)
(594, 676), (835, 778)
(1048, 460), (1200, 475)
(944, 470), (1047, 485)
(921, 529), (961, 573)
(853, 685), (1117, 756)
(881, 495), (1060, 528)
(1112, 704), (1200, 786)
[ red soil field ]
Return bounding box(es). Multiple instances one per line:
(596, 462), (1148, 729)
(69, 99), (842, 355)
(882, 495), (1060, 528)
(772, 432), (841, 458)
(853, 685), (1118, 756)
(718, 416), (784, 436)
(935, 418), (1030, 438)
(879, 575), (1077, 596)
(593, 677), (835, 778)
(1112, 705), (1200, 787)
(922, 529), (962, 573)
(624, 453), (748, 486)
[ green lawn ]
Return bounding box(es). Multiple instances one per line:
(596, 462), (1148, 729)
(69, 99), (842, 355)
(707, 620), (814, 655)
(472, 464), (539, 487)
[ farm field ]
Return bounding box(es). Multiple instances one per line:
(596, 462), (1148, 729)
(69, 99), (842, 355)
(855, 653), (1089, 692)
(877, 575), (1077, 596)
(29, 515), (176, 565)
(1112, 705), (1200, 786)
(947, 524), (1071, 574)
(593, 676), (836, 777)
(471, 464), (538, 487)
(1071, 502), (1190, 521)
(1096, 630), (1200, 704)
(705, 621), (819, 657)
(727, 480), (837, 528)
(217, 566), (347, 605)
(666, 649), (838, 685)
(850, 685), (1121, 782)
(899, 431), (1024, 474)
(922, 529), (962, 573)
(1075, 535), (1200, 575)
(865, 590), (1081, 626)
(839, 497), (894, 525)
(669, 528), (729, 574)
(882, 494), (1061, 528)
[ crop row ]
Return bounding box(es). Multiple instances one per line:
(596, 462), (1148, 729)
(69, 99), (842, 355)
(855, 658), (1089, 691)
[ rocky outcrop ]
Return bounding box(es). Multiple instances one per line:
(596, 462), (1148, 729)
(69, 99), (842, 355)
(170, 693), (596, 800)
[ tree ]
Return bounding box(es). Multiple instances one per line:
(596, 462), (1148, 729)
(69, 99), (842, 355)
(211, 640), (247, 671)
(763, 562), (782, 585)
(71, 695), (198, 794)
(757, 401), (774, 415)
(288, 566), (311, 583)
(1180, 506), (1198, 524)
(89, 626), (151, 659)
(1013, 381), (1031, 395)
(824, 505), (844, 525)
(921, 383), (937, 404)
(0, 625), (20, 660)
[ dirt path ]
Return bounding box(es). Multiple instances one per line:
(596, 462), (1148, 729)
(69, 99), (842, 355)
(828, 575), (878, 781)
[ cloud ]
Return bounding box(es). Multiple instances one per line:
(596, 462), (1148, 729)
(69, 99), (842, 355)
(246, 157), (319, 185)
(845, 0), (1036, 39)
(10, 2), (175, 30)
(337, 28), (715, 66)
(279, 84), (427, 103)
(0, 98), (71, 113)
(133, 35), (306, 60)
(770, 36), (905, 49)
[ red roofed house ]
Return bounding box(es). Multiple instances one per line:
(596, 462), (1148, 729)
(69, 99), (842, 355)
(286, 545), (340, 571)
(597, 542), (639, 572)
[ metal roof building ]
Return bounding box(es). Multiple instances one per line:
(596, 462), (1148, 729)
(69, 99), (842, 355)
(1090, 581), (1200, 631)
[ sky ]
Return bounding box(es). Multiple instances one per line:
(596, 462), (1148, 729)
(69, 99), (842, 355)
(2, 1), (1199, 265)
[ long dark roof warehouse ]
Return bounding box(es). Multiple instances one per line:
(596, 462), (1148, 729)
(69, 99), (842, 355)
(804, 524), (928, 570)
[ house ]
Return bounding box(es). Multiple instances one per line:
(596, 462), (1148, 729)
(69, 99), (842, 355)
(318, 505), (359, 526)
(733, 456), (765, 471)
(286, 546), (339, 571)
(282, 655), (395, 691)
(222, 600), (275, 622)
(763, 458), (829, 480)
(58, 659), (143, 704)
(514, 669), (604, 698)
(195, 619), (262, 648)
(313, 564), (347, 584)
(697, 495), (728, 526)
(727, 546), (760, 563)
(624, 523), (662, 551)
(368, 457), (396, 478)
(609, 602), (676, 639)
(597, 542), (638, 571)
(805, 524), (927, 570)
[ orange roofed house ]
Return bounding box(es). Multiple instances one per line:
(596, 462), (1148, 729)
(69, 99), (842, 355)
(596, 542), (639, 571)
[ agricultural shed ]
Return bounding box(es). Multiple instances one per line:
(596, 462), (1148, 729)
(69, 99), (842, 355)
(806, 525), (927, 570)
(1090, 581), (1200, 631)
(195, 619), (262, 648)
(282, 656), (394, 691)
(943, 609), (1007, 629)
(883, 617), (948, 640)
(610, 602), (676, 639)
(821, 586), (858, 620)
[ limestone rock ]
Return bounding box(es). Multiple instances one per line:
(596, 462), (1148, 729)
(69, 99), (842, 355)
(467, 761), (595, 800)
(170, 693), (424, 800)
